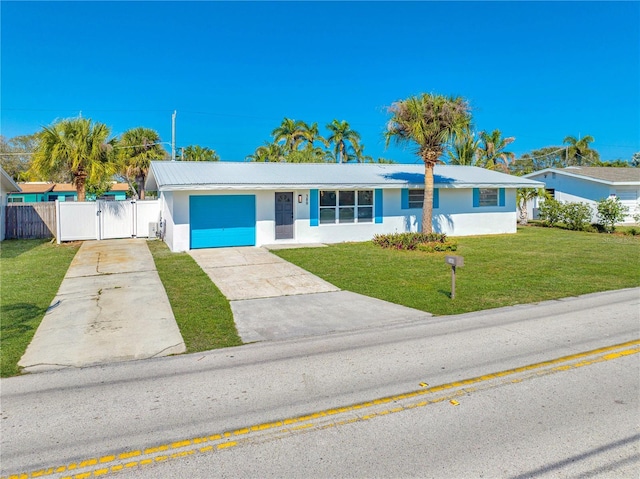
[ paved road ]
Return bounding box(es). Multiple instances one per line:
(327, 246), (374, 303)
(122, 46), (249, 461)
(1, 288), (638, 478)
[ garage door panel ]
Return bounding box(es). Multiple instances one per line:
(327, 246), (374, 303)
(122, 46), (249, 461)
(190, 195), (256, 248)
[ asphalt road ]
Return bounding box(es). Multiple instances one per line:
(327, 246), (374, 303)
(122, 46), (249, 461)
(1, 288), (639, 479)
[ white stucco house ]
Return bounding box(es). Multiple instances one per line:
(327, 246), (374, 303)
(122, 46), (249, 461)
(1, 167), (21, 241)
(145, 161), (543, 252)
(523, 167), (640, 223)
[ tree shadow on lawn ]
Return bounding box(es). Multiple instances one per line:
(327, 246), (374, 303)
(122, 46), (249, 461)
(1, 303), (46, 340)
(0, 239), (50, 259)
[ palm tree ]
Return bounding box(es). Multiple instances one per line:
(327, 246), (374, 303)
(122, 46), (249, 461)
(182, 145), (220, 161)
(300, 122), (328, 152)
(31, 118), (116, 202)
(516, 188), (548, 225)
(272, 118), (308, 152)
(447, 130), (480, 166)
(117, 127), (165, 200)
(563, 135), (600, 165)
(385, 93), (471, 233)
(326, 120), (361, 163)
(246, 142), (286, 162)
(477, 129), (515, 172)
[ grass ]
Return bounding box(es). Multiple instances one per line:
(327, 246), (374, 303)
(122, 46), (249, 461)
(147, 240), (242, 352)
(1, 239), (80, 377)
(273, 227), (640, 316)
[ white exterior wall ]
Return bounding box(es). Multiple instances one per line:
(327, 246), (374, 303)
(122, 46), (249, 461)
(162, 187), (518, 252)
(526, 172), (640, 223)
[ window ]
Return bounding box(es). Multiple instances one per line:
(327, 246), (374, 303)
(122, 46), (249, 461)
(545, 188), (555, 199)
(319, 190), (373, 224)
(478, 188), (498, 207)
(408, 189), (424, 208)
(8, 197), (23, 203)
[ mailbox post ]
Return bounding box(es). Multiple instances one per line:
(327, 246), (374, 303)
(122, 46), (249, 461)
(445, 255), (464, 299)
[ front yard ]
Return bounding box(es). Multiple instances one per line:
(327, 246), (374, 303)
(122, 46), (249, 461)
(0, 240), (80, 377)
(273, 227), (640, 316)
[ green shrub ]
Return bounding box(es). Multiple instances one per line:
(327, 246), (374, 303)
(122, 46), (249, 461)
(416, 241), (458, 252)
(561, 202), (593, 231)
(538, 198), (564, 227)
(372, 232), (449, 250)
(596, 197), (629, 233)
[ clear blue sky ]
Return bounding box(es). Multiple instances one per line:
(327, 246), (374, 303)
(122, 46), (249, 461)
(2, 1), (638, 163)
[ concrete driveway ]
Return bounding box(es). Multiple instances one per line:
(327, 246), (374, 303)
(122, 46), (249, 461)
(19, 239), (185, 373)
(189, 246), (431, 343)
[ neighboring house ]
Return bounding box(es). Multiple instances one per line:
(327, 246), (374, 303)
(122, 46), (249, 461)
(1, 167), (21, 240)
(7, 183), (129, 203)
(524, 167), (640, 223)
(146, 162), (543, 252)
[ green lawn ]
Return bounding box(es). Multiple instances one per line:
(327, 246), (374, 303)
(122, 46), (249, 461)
(273, 227), (640, 316)
(0, 240), (80, 377)
(147, 240), (242, 352)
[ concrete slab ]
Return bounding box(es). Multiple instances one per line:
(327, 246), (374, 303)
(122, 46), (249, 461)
(231, 291), (433, 343)
(19, 239), (185, 373)
(189, 247), (339, 300)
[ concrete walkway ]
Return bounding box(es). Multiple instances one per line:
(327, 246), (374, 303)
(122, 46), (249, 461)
(189, 246), (432, 343)
(19, 239), (185, 373)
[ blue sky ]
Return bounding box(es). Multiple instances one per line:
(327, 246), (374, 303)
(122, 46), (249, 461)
(2, 1), (638, 163)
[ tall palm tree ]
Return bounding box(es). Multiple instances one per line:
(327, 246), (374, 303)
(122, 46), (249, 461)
(300, 122), (328, 152)
(182, 145), (220, 161)
(563, 135), (600, 165)
(326, 120), (361, 164)
(271, 118), (308, 152)
(477, 129), (515, 172)
(117, 127), (165, 199)
(385, 93), (471, 233)
(447, 130), (480, 166)
(31, 118), (116, 202)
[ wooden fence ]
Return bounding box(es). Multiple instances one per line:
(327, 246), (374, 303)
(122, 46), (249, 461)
(5, 203), (57, 239)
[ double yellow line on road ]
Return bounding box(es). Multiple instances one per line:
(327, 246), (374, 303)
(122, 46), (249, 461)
(4, 339), (639, 479)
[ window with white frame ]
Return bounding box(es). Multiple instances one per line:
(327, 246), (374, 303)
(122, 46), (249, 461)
(479, 188), (498, 206)
(319, 190), (373, 224)
(8, 197), (23, 203)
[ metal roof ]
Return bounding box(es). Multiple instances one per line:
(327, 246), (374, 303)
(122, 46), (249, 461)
(1, 168), (21, 192)
(525, 167), (640, 185)
(146, 161), (544, 191)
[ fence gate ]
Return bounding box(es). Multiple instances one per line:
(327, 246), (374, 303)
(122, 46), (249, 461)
(98, 200), (135, 239)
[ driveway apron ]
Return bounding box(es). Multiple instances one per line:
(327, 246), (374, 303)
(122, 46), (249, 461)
(189, 247), (431, 343)
(19, 239), (185, 373)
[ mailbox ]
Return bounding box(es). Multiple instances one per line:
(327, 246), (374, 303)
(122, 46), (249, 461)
(445, 255), (464, 267)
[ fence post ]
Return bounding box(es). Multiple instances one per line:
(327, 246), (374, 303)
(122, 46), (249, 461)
(55, 200), (61, 244)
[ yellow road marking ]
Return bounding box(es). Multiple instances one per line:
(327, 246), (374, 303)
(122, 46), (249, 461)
(4, 339), (637, 479)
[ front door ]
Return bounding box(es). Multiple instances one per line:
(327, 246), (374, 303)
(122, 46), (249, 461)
(275, 192), (294, 239)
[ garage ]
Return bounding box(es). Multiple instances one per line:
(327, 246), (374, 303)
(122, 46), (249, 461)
(189, 195), (256, 248)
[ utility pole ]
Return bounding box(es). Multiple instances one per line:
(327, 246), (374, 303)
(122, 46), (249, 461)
(171, 110), (177, 161)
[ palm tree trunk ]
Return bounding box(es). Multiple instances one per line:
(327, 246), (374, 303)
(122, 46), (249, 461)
(75, 171), (87, 202)
(137, 175), (146, 200)
(422, 163), (434, 233)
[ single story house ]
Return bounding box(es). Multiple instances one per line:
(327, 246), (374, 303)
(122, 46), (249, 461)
(523, 167), (640, 223)
(146, 161), (543, 252)
(8, 182), (129, 203)
(1, 167), (21, 241)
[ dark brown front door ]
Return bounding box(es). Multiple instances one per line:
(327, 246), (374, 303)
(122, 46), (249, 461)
(275, 192), (294, 239)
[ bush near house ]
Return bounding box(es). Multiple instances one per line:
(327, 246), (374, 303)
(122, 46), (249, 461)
(372, 232), (456, 251)
(539, 199), (592, 231)
(596, 197), (629, 233)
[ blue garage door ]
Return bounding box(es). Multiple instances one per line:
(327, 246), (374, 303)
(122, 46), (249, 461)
(190, 195), (256, 249)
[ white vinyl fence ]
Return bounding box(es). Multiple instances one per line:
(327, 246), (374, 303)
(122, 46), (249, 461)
(57, 199), (161, 242)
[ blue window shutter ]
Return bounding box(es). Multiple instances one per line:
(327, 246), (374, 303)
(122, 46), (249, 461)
(375, 189), (383, 223)
(433, 188), (439, 209)
(499, 188), (505, 207)
(473, 188), (480, 207)
(401, 188), (409, 209)
(310, 189), (319, 226)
